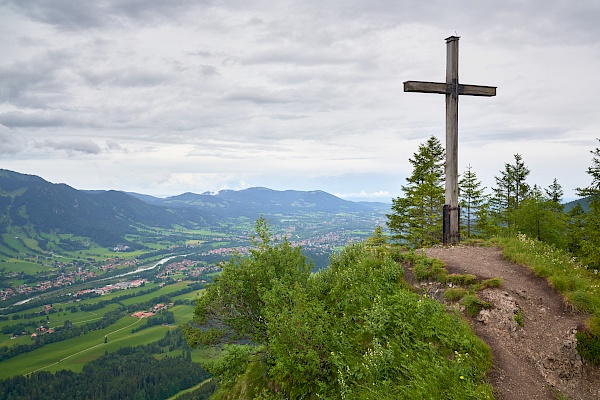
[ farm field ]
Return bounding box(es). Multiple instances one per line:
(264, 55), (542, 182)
(0, 298), (199, 378)
(0, 303), (122, 344)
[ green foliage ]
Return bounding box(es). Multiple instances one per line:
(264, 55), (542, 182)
(446, 273), (478, 286)
(514, 307), (525, 327)
(184, 216), (313, 347)
(443, 288), (469, 301)
(566, 203), (586, 255)
(546, 178), (564, 205)
(575, 327), (600, 366)
(578, 199), (600, 269)
(491, 153), (531, 229)
(461, 294), (493, 317)
(0, 341), (210, 400)
(478, 277), (503, 289)
(206, 345), (252, 389)
(387, 136), (445, 247)
(459, 164), (488, 239)
(413, 256), (447, 282)
(365, 225), (388, 253)
(510, 185), (567, 248)
(576, 140), (600, 199)
(186, 221), (494, 399)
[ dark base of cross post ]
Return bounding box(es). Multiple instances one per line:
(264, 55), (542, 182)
(442, 204), (460, 246)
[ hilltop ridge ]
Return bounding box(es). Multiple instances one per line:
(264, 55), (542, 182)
(0, 169), (388, 248)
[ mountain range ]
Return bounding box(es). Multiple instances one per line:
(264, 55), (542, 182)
(0, 169), (388, 247)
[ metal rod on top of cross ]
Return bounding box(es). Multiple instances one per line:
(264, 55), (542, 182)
(404, 36), (496, 245)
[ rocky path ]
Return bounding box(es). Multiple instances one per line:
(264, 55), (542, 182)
(424, 245), (600, 400)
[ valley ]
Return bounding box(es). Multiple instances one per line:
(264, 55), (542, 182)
(0, 169), (389, 395)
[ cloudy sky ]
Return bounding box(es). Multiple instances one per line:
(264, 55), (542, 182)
(1, 1), (599, 202)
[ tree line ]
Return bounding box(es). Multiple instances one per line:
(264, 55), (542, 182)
(387, 136), (600, 269)
(0, 329), (211, 400)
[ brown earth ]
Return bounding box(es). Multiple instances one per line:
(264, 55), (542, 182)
(418, 245), (600, 400)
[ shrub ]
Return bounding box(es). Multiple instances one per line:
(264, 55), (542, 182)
(188, 229), (495, 399)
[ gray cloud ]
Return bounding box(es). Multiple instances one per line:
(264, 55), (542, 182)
(105, 140), (128, 153)
(0, 50), (73, 108)
(223, 88), (294, 104)
(36, 138), (102, 155)
(0, 126), (25, 154)
(80, 68), (171, 88)
(0, 111), (65, 128)
(4, 0), (204, 30)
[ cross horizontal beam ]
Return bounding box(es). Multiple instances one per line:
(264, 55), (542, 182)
(403, 81), (496, 97)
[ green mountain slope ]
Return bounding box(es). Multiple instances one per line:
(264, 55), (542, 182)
(0, 169), (209, 247)
(563, 197), (591, 213)
(0, 169), (389, 251)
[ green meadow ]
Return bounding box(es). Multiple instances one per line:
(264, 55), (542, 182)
(0, 275), (203, 379)
(0, 303), (123, 341)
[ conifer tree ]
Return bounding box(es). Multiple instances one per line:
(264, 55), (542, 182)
(576, 139), (600, 268)
(511, 153), (530, 207)
(576, 141), (600, 198)
(458, 164), (487, 239)
(546, 178), (564, 206)
(513, 184), (566, 248)
(566, 203), (586, 255)
(387, 136), (445, 247)
(491, 153), (530, 229)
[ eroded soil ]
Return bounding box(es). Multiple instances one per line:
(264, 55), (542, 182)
(421, 245), (600, 400)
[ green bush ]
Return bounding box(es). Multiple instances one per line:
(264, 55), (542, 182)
(187, 224), (495, 399)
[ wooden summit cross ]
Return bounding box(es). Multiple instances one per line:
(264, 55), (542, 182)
(404, 36), (496, 245)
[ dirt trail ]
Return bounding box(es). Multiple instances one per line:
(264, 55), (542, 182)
(423, 245), (600, 400)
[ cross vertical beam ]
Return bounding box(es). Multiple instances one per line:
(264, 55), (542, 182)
(404, 36), (496, 245)
(445, 36), (459, 245)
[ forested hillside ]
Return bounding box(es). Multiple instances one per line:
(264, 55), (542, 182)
(0, 169), (210, 246)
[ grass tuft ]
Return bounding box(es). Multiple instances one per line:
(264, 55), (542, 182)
(413, 257), (447, 282)
(446, 273), (478, 286)
(461, 294), (493, 317)
(443, 288), (469, 302)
